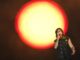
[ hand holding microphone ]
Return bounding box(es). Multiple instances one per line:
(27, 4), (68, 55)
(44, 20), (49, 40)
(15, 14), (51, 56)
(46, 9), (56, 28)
(57, 34), (61, 40)
(54, 34), (61, 49)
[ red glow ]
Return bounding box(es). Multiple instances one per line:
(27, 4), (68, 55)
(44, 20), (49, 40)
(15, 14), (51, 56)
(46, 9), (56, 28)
(15, 1), (68, 50)
(31, 0), (52, 1)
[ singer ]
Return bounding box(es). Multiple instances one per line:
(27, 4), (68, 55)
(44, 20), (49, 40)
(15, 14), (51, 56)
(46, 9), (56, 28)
(54, 28), (75, 60)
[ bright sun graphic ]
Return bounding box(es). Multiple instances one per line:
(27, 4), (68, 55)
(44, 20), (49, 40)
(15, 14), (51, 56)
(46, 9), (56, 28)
(15, 1), (68, 50)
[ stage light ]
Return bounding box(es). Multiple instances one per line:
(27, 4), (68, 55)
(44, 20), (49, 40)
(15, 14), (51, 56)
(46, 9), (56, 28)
(15, 1), (68, 50)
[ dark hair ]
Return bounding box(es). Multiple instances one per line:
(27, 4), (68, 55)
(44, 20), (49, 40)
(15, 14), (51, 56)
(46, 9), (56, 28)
(55, 28), (64, 37)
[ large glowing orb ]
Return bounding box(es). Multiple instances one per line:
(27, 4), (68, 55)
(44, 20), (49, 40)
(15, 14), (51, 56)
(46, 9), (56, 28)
(15, 1), (68, 50)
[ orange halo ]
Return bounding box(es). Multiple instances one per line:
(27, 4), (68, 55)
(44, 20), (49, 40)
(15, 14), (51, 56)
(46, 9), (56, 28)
(15, 1), (68, 50)
(31, 0), (52, 1)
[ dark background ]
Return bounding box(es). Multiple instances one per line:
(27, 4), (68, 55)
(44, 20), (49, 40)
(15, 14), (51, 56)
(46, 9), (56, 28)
(0, 0), (80, 60)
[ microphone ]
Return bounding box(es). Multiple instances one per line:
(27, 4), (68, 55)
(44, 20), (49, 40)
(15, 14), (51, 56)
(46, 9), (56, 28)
(58, 34), (62, 39)
(58, 34), (60, 36)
